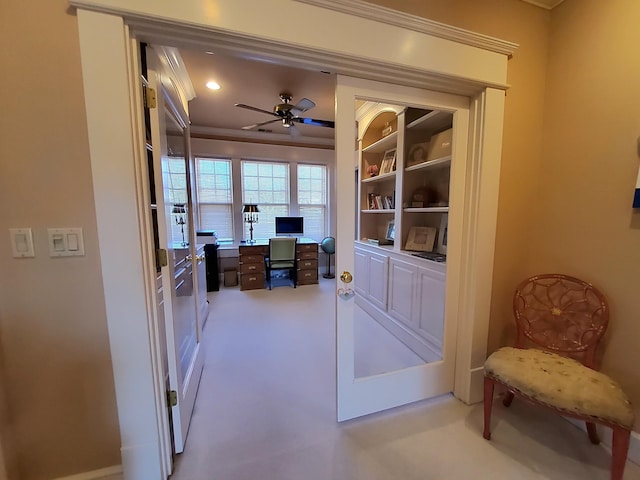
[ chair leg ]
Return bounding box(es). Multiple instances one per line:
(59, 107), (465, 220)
(483, 376), (495, 440)
(586, 421), (600, 445)
(292, 267), (297, 288)
(502, 391), (515, 407)
(611, 427), (630, 480)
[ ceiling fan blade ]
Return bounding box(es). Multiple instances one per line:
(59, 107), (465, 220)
(292, 117), (335, 128)
(288, 123), (301, 138)
(241, 118), (280, 130)
(290, 97), (316, 116)
(234, 103), (276, 117)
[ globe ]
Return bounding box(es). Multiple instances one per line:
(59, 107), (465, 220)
(320, 236), (335, 255)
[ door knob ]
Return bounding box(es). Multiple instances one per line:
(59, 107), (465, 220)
(338, 271), (354, 299)
(340, 271), (353, 283)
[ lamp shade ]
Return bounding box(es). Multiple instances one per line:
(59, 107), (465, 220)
(242, 204), (259, 213)
(172, 204), (186, 214)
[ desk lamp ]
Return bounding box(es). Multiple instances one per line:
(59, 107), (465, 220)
(172, 204), (188, 246)
(243, 204), (259, 243)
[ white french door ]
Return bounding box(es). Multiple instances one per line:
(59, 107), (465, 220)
(148, 51), (204, 454)
(335, 75), (469, 421)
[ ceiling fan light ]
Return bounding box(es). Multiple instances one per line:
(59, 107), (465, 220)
(206, 81), (221, 90)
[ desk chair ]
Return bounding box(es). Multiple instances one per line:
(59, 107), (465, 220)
(265, 238), (297, 290)
(483, 274), (634, 480)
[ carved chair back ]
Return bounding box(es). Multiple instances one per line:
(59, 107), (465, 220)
(513, 274), (609, 370)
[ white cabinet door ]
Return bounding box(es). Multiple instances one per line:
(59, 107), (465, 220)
(367, 251), (389, 310)
(388, 258), (417, 327)
(354, 248), (369, 297)
(415, 266), (446, 353)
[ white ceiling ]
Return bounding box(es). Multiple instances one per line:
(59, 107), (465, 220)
(180, 48), (336, 143)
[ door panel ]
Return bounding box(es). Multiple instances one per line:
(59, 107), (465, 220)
(336, 75), (469, 421)
(148, 51), (204, 455)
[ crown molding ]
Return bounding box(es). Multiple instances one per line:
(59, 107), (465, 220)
(190, 125), (335, 150)
(294, 0), (518, 57)
(154, 46), (196, 102)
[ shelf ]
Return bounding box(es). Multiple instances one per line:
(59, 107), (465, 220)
(406, 110), (452, 133)
(405, 155), (451, 172)
(362, 131), (397, 153)
(362, 209), (395, 214)
(362, 171), (396, 183)
(403, 207), (449, 213)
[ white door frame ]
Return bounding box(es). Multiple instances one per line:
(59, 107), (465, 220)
(73, 1), (513, 478)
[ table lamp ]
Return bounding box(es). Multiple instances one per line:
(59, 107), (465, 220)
(172, 203), (188, 246)
(243, 204), (259, 243)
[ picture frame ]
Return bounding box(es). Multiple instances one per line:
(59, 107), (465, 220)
(404, 226), (436, 252)
(385, 220), (395, 242)
(380, 148), (397, 174)
(407, 142), (429, 167)
(436, 214), (448, 255)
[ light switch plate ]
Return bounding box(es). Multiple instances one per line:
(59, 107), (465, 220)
(9, 228), (35, 258)
(48, 228), (85, 257)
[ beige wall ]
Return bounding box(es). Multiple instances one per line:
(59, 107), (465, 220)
(530, 0), (640, 426)
(0, 1), (121, 478)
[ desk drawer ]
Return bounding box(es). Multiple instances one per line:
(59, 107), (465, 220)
(239, 262), (264, 274)
(240, 273), (265, 290)
(297, 269), (318, 285)
(298, 251), (317, 261)
(297, 243), (317, 253)
(239, 254), (263, 264)
(298, 259), (318, 270)
(240, 246), (266, 255)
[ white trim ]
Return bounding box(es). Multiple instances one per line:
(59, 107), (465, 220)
(453, 88), (506, 404)
(154, 46), (195, 105)
(53, 465), (123, 480)
(295, 0), (519, 56)
(68, 0), (511, 96)
(76, 9), (167, 479)
(190, 125), (334, 149)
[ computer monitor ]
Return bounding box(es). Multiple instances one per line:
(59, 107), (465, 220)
(275, 216), (304, 236)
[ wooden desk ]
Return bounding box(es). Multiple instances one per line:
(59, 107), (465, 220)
(238, 238), (318, 291)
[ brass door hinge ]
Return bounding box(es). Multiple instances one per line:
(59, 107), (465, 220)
(167, 390), (177, 407)
(157, 248), (168, 267)
(144, 86), (157, 109)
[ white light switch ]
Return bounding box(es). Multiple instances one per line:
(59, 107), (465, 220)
(10, 228), (35, 258)
(48, 228), (85, 257)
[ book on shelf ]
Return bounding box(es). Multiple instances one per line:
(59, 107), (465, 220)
(367, 238), (393, 246)
(367, 192), (395, 210)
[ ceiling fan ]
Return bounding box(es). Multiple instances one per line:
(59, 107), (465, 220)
(234, 92), (335, 137)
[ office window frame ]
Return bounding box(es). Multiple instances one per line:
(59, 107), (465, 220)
(194, 157), (234, 241)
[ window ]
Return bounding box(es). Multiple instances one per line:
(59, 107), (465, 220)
(195, 158), (233, 241)
(241, 161), (289, 239)
(298, 164), (327, 241)
(166, 157), (189, 246)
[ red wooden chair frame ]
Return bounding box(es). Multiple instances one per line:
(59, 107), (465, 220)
(482, 274), (632, 480)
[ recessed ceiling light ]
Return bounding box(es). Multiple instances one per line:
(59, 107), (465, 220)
(206, 81), (221, 90)
(205, 51), (215, 55)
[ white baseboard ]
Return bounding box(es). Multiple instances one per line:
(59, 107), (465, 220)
(565, 418), (640, 466)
